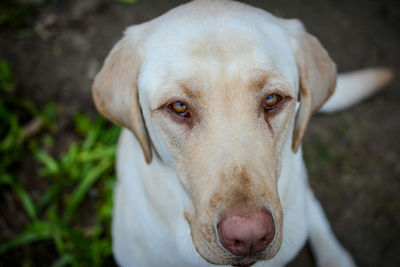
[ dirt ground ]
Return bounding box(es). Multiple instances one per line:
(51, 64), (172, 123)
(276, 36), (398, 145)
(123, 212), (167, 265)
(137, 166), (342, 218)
(1, 0), (399, 266)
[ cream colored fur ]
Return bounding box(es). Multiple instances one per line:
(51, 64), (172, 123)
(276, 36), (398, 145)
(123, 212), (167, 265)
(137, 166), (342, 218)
(92, 1), (391, 266)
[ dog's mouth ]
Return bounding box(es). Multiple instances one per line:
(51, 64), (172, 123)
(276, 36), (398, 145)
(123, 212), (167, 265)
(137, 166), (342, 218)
(232, 257), (257, 267)
(185, 193), (283, 266)
(228, 245), (273, 267)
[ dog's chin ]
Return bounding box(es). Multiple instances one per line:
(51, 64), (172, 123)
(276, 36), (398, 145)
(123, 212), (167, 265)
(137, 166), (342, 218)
(232, 258), (257, 267)
(199, 254), (273, 267)
(194, 240), (281, 267)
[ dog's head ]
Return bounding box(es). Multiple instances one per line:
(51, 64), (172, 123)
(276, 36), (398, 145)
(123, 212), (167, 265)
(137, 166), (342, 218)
(92, 0), (336, 266)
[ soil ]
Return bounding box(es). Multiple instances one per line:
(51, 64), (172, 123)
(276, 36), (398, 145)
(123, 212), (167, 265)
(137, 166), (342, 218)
(1, 0), (399, 266)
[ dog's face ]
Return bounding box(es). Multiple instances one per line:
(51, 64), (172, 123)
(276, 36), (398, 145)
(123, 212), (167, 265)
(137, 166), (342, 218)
(93, 0), (336, 266)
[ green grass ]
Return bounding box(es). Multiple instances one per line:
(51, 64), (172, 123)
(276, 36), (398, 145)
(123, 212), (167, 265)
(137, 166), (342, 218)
(0, 61), (120, 266)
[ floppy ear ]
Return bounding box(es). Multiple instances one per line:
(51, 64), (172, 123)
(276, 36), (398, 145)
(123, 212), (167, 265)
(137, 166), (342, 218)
(292, 32), (337, 152)
(92, 26), (153, 163)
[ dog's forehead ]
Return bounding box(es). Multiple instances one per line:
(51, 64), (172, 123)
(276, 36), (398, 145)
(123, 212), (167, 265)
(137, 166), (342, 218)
(136, 0), (299, 100)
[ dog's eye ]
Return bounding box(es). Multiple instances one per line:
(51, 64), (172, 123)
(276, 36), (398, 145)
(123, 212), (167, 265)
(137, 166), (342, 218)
(169, 101), (189, 117)
(264, 94), (282, 110)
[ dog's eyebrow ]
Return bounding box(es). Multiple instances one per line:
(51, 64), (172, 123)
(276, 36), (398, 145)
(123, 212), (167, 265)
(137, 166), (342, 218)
(249, 70), (294, 98)
(249, 70), (269, 92)
(150, 79), (202, 112)
(178, 79), (202, 100)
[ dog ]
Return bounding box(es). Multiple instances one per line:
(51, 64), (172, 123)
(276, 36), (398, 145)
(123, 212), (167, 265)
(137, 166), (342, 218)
(92, 1), (392, 266)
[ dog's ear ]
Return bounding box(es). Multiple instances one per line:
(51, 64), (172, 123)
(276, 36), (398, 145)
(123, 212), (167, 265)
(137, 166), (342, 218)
(292, 31), (337, 152)
(92, 26), (152, 163)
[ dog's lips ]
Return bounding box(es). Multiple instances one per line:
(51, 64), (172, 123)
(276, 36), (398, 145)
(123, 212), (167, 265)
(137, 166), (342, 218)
(232, 258), (257, 267)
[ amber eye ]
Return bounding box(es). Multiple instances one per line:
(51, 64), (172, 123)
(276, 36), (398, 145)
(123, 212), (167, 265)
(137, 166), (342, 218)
(169, 101), (189, 116)
(264, 93), (282, 110)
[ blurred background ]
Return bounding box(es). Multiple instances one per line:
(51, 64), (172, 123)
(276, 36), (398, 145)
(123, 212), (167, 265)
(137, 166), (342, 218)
(0, 0), (399, 266)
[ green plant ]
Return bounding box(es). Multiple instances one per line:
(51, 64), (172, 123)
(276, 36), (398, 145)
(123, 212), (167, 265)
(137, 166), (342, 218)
(0, 61), (120, 266)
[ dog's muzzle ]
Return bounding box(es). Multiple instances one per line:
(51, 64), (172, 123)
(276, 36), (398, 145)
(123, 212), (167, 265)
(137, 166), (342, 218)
(217, 207), (275, 265)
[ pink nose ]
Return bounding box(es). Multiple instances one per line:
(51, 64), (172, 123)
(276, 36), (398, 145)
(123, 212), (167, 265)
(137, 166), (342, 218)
(218, 208), (275, 256)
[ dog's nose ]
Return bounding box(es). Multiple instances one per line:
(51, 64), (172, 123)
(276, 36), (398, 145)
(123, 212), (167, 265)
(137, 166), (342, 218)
(218, 208), (275, 256)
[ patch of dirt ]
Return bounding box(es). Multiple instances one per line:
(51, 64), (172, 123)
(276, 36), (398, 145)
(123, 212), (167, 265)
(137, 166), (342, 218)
(1, 0), (399, 266)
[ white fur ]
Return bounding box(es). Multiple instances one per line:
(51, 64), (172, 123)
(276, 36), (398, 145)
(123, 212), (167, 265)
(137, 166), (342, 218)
(320, 68), (392, 113)
(93, 1), (392, 266)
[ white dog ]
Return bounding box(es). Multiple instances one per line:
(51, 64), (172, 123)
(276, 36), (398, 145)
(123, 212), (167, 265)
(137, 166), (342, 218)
(92, 1), (392, 266)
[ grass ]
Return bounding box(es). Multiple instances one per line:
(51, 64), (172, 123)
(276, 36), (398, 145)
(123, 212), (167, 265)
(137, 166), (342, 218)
(0, 60), (121, 266)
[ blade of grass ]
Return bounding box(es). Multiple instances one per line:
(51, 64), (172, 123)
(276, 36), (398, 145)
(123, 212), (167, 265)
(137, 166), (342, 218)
(51, 254), (74, 267)
(0, 221), (51, 254)
(60, 143), (79, 167)
(62, 159), (113, 223)
(34, 149), (59, 175)
(48, 206), (65, 254)
(0, 60), (15, 93)
(0, 114), (20, 150)
(78, 146), (116, 162)
(0, 173), (37, 220)
(82, 117), (105, 150)
(37, 183), (63, 211)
